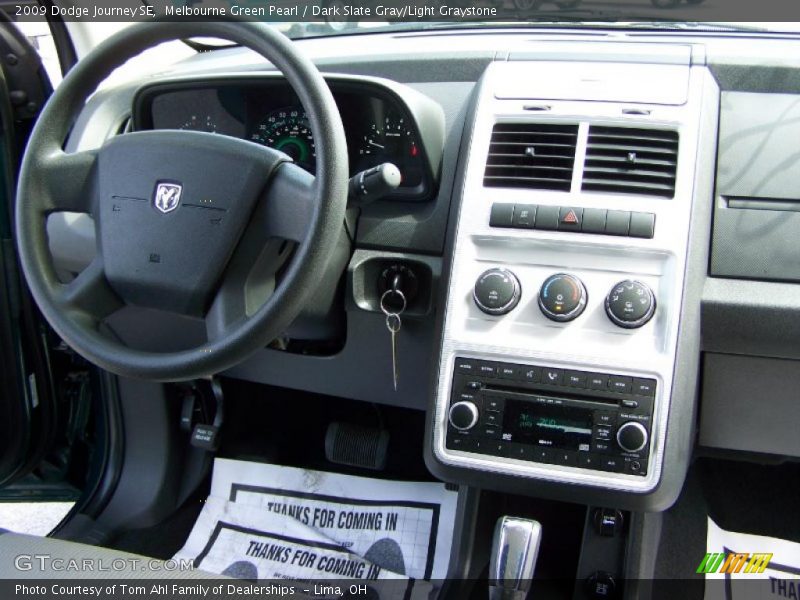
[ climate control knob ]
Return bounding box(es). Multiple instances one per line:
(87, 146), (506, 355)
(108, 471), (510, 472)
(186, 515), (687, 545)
(605, 280), (656, 329)
(473, 268), (521, 315)
(448, 401), (479, 431)
(616, 421), (649, 453)
(538, 273), (588, 322)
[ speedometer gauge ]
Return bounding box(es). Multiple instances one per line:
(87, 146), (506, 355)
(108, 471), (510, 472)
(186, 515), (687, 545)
(250, 107), (316, 173)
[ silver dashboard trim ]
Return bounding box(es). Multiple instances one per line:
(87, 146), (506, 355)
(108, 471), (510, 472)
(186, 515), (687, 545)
(433, 59), (718, 493)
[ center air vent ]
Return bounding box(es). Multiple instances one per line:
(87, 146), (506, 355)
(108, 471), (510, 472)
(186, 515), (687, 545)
(484, 123), (578, 191)
(582, 126), (679, 198)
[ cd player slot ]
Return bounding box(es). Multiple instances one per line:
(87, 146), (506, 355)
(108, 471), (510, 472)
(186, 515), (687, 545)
(482, 384), (620, 406)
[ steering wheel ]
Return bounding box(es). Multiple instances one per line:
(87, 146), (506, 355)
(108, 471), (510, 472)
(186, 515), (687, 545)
(15, 22), (348, 381)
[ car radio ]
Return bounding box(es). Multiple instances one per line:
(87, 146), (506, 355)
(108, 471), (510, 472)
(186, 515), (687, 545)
(445, 358), (655, 477)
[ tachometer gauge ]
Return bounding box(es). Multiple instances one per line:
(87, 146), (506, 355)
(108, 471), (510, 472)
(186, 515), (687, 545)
(357, 112), (423, 188)
(181, 114), (217, 133)
(250, 107), (316, 173)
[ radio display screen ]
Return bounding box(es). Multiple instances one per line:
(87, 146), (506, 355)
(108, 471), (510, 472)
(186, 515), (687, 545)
(503, 399), (593, 451)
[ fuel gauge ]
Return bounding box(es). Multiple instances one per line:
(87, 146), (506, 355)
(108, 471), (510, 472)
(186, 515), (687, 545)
(181, 114), (218, 133)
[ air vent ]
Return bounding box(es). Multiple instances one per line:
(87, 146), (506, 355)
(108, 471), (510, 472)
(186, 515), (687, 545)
(484, 123), (579, 191)
(582, 126), (679, 198)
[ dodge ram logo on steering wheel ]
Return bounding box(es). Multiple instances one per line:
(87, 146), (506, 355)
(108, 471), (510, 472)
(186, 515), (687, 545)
(153, 182), (183, 214)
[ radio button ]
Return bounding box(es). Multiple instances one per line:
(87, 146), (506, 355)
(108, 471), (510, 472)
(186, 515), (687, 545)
(633, 378), (657, 397)
(497, 364), (518, 379)
(600, 457), (624, 472)
(594, 412), (616, 426)
(594, 426), (613, 441)
(578, 453), (600, 469)
(520, 366), (542, 383)
(542, 367), (564, 386)
(455, 358), (477, 374)
(507, 443), (529, 460)
(484, 411), (502, 427)
(446, 434), (474, 451)
(608, 375), (633, 394)
(593, 440), (612, 453)
(554, 450), (577, 467)
(617, 422), (649, 453)
(588, 373), (609, 390)
(482, 426), (501, 439)
(466, 381), (482, 390)
(477, 362), (499, 377)
(622, 400), (639, 409)
(532, 447), (554, 464)
(485, 397), (505, 411)
(448, 401), (480, 431)
(566, 371), (587, 388)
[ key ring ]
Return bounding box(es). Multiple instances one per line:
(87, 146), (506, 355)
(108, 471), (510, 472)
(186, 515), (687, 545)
(380, 288), (407, 317)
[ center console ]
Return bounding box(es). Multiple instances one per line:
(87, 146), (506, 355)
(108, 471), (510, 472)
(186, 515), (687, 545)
(427, 48), (719, 510)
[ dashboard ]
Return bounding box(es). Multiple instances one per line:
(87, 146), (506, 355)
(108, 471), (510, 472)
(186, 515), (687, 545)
(133, 78), (444, 200)
(48, 28), (800, 513)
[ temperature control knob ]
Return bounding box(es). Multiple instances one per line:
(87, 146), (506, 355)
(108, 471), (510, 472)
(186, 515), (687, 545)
(473, 268), (521, 315)
(448, 401), (479, 431)
(616, 422), (649, 453)
(605, 280), (656, 329)
(538, 273), (588, 322)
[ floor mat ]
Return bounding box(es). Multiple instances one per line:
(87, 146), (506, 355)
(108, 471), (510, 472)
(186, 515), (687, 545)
(174, 459), (458, 594)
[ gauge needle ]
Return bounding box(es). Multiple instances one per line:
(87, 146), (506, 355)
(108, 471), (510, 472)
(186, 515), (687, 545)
(369, 141), (386, 149)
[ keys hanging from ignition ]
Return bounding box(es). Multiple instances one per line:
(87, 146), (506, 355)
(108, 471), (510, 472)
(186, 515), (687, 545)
(381, 285), (407, 392)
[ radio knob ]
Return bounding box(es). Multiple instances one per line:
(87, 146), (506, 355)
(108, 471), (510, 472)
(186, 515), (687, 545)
(616, 421), (649, 453)
(605, 280), (656, 329)
(473, 268), (521, 316)
(538, 273), (588, 322)
(448, 401), (479, 431)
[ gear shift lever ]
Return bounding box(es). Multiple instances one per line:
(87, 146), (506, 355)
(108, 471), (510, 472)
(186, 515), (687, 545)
(489, 517), (542, 600)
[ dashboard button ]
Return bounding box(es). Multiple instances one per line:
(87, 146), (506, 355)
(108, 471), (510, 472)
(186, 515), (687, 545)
(538, 273), (588, 322)
(558, 207), (583, 231)
(605, 210), (631, 236)
(617, 421), (649, 453)
(532, 447), (555, 464)
(587, 373), (609, 390)
(446, 434), (474, 451)
(578, 453), (600, 469)
(633, 378), (657, 397)
(485, 397), (505, 411)
(622, 400), (639, 409)
(594, 426), (613, 441)
(534, 205), (559, 231)
(608, 376), (633, 394)
(629, 212), (656, 239)
(477, 362), (499, 377)
(594, 412), (616, 426)
(473, 268), (522, 316)
(489, 203), (515, 228)
(592, 440), (612, 453)
(606, 280), (656, 329)
(512, 204), (537, 229)
(455, 358), (477, 374)
(484, 411), (501, 427)
(497, 364), (518, 379)
(520, 366), (541, 383)
(541, 367), (564, 386)
(600, 457), (624, 472)
(482, 426), (501, 439)
(449, 401), (480, 431)
(554, 450), (577, 466)
(566, 371), (587, 388)
(582, 209), (608, 234)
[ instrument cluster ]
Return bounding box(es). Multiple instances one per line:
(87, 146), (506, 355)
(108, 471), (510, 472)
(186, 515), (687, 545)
(135, 80), (432, 199)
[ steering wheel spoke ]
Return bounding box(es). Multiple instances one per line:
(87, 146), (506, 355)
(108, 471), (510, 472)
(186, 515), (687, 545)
(56, 258), (124, 324)
(261, 162), (316, 243)
(39, 149), (99, 214)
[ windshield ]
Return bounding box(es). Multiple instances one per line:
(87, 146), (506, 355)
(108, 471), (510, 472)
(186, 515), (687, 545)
(125, 1), (800, 41)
